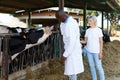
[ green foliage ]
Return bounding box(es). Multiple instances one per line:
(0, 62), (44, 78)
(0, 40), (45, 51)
(103, 12), (120, 34)
(67, 8), (82, 14)
(86, 10), (99, 16)
(67, 8), (99, 16)
(104, 12), (120, 25)
(115, 24), (120, 30)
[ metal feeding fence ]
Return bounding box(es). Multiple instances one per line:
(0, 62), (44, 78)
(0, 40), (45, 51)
(0, 32), (63, 80)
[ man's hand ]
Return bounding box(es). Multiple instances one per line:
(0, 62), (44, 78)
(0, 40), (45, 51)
(44, 26), (54, 35)
(61, 56), (67, 61)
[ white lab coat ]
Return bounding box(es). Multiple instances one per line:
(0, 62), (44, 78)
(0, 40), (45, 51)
(60, 16), (84, 75)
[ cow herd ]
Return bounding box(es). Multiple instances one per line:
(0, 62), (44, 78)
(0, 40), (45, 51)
(0, 25), (53, 66)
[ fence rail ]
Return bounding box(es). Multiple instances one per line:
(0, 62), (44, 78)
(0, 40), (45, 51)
(0, 32), (63, 80)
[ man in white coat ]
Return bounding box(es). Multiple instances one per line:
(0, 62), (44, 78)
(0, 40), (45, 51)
(55, 11), (84, 80)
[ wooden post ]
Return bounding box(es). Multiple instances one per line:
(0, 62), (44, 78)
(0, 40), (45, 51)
(2, 36), (9, 80)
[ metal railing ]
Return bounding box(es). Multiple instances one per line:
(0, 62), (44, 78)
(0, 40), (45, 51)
(0, 32), (63, 80)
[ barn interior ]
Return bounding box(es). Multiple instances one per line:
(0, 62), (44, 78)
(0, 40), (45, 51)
(0, 0), (120, 27)
(0, 0), (120, 80)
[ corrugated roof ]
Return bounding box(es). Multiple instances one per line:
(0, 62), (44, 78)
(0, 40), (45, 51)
(0, 0), (120, 14)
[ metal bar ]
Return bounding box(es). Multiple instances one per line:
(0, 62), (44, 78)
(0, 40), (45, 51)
(83, 2), (87, 30)
(58, 0), (64, 58)
(28, 12), (31, 27)
(101, 11), (104, 30)
(107, 12), (109, 34)
(59, 0), (64, 11)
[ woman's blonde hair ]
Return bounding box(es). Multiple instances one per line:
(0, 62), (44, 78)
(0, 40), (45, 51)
(87, 15), (97, 26)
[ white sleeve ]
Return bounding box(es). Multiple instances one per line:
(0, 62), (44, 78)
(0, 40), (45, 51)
(85, 29), (88, 37)
(63, 24), (77, 57)
(98, 29), (103, 37)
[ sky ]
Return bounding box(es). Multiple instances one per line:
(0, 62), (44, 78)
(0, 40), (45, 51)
(97, 14), (109, 28)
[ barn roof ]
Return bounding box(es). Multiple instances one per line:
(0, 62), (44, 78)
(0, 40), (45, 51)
(0, 0), (120, 14)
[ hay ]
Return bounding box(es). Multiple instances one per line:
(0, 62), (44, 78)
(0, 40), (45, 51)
(25, 40), (120, 80)
(103, 40), (120, 78)
(0, 78), (5, 80)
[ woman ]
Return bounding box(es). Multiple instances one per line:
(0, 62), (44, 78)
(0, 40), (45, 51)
(81, 15), (105, 80)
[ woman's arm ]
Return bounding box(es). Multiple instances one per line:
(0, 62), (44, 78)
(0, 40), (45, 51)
(99, 37), (103, 60)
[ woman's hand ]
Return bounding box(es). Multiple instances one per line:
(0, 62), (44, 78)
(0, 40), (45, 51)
(99, 52), (103, 60)
(61, 56), (67, 61)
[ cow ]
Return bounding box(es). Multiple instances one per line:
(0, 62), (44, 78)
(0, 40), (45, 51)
(103, 31), (111, 43)
(0, 25), (53, 66)
(7, 27), (26, 33)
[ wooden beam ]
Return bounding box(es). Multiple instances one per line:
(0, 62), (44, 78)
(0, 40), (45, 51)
(0, 3), (24, 10)
(106, 0), (117, 11)
(8, 62), (44, 80)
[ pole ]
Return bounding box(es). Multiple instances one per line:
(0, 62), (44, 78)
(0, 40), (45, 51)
(59, 0), (64, 11)
(83, 2), (87, 30)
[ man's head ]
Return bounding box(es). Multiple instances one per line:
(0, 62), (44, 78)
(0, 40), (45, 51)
(55, 10), (68, 22)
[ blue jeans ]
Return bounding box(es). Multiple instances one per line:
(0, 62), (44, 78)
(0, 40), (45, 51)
(68, 75), (77, 80)
(82, 47), (87, 56)
(86, 50), (105, 80)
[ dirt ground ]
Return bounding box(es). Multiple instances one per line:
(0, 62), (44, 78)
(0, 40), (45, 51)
(7, 31), (120, 80)
(24, 37), (120, 80)
(110, 30), (120, 41)
(103, 40), (120, 80)
(0, 31), (120, 80)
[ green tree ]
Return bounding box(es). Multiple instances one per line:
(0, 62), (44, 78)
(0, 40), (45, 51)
(67, 8), (99, 16)
(104, 12), (120, 36)
(67, 8), (82, 14)
(86, 10), (99, 16)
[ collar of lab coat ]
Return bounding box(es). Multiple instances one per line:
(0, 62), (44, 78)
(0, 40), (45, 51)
(64, 16), (69, 23)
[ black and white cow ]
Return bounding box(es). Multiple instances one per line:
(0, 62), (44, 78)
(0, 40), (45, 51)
(7, 27), (26, 33)
(0, 25), (53, 66)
